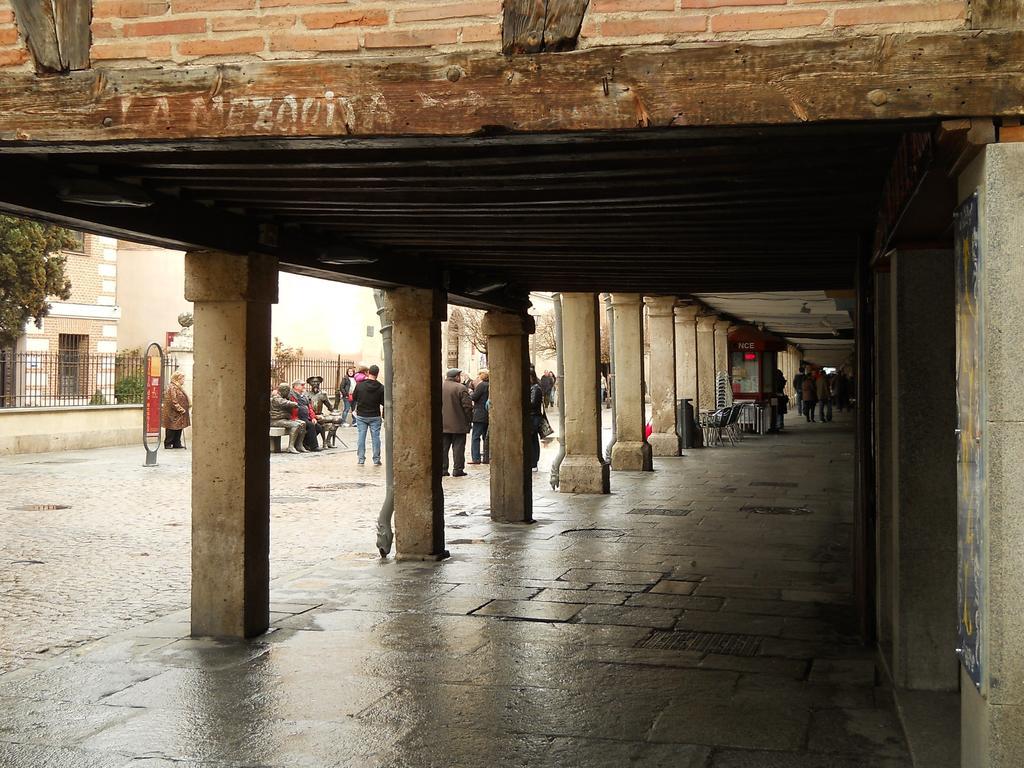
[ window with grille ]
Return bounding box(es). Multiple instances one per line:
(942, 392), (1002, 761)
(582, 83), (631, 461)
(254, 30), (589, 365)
(58, 334), (88, 396)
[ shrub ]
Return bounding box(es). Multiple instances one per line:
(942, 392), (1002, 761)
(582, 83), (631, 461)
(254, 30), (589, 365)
(115, 373), (146, 404)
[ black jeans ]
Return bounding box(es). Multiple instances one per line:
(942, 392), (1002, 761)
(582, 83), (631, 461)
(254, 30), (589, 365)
(804, 401), (817, 421)
(164, 428), (183, 448)
(442, 432), (467, 473)
(300, 418), (321, 449)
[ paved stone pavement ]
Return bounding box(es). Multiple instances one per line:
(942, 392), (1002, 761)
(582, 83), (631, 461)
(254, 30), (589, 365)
(0, 411), (914, 767)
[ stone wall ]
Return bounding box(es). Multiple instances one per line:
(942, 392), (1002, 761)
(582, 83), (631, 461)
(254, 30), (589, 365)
(0, 405), (143, 455)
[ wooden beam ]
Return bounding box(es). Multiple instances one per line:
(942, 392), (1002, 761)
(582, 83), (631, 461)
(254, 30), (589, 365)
(54, 0), (91, 71)
(10, 0), (61, 73)
(503, 0), (589, 54)
(11, 0), (91, 73)
(1, 30), (1023, 143)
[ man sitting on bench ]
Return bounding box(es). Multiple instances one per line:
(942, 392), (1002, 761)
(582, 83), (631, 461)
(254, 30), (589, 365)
(270, 383), (306, 453)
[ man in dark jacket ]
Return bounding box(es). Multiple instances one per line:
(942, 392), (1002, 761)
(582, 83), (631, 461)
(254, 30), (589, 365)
(442, 367), (473, 477)
(352, 364), (385, 466)
(539, 371), (555, 408)
(469, 370), (490, 465)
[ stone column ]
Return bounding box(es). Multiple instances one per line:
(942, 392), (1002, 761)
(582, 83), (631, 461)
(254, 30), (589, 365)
(675, 305), (700, 406)
(482, 311), (535, 523)
(696, 314), (718, 412)
(185, 250), (277, 639)
(645, 296), (679, 456)
(559, 293), (610, 493)
(385, 287), (447, 559)
(873, 271), (895, 667)
(609, 294), (652, 471)
(714, 321), (732, 381)
(959, 143), (1024, 766)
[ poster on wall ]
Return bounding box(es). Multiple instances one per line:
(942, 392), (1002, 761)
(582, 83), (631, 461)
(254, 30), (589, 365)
(954, 191), (985, 692)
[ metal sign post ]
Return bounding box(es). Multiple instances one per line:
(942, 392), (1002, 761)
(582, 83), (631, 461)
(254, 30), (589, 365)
(142, 342), (164, 467)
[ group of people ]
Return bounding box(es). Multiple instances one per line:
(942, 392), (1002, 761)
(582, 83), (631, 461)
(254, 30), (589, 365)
(439, 366), (549, 477)
(794, 366), (852, 423)
(270, 369), (385, 460)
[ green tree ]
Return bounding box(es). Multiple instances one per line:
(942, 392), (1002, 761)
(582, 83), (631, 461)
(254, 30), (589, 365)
(0, 215), (76, 347)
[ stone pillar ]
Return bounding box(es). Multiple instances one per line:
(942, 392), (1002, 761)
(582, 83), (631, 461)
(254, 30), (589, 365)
(609, 294), (652, 471)
(559, 293), (610, 493)
(873, 271), (895, 668)
(675, 305), (700, 406)
(482, 311), (535, 523)
(645, 296), (679, 456)
(185, 250), (277, 639)
(959, 143), (1024, 766)
(714, 321), (732, 381)
(696, 315), (718, 412)
(385, 287), (447, 559)
(889, 250), (958, 691)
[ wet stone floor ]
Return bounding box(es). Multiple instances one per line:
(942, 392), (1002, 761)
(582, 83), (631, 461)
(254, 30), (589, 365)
(0, 413), (913, 767)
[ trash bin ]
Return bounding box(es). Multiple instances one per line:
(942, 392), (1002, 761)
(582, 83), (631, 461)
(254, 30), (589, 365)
(677, 398), (699, 449)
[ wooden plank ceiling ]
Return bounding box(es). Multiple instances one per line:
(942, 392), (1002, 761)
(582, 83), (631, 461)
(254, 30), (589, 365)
(5, 124), (904, 297)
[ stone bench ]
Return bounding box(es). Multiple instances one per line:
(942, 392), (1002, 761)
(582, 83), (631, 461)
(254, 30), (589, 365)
(269, 426), (289, 453)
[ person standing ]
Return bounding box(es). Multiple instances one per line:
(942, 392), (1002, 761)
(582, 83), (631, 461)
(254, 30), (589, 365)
(469, 370), (490, 465)
(352, 364), (384, 466)
(772, 367), (787, 432)
(529, 369), (544, 469)
(816, 371), (832, 423)
(792, 366), (806, 416)
(161, 371), (190, 449)
(337, 366), (356, 426)
(802, 373), (817, 423)
(539, 370), (554, 408)
(441, 367), (473, 477)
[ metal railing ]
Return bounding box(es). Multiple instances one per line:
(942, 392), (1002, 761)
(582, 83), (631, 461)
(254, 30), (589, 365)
(270, 357), (356, 394)
(0, 351), (177, 408)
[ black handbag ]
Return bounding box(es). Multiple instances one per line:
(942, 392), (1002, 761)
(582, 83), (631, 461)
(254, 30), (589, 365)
(538, 413), (554, 439)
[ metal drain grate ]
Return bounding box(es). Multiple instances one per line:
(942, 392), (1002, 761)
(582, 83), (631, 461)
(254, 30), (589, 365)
(9, 504), (70, 512)
(271, 496), (315, 504)
(307, 482), (375, 491)
(749, 481), (799, 488)
(743, 505), (812, 516)
(560, 528), (627, 538)
(640, 630), (764, 657)
(628, 508), (691, 516)
(28, 459), (88, 465)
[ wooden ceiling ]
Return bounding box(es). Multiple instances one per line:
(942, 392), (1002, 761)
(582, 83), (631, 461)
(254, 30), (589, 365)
(0, 123), (907, 302)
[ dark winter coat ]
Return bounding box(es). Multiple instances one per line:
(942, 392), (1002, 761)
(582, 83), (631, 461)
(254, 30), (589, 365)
(442, 378), (473, 434)
(471, 380), (489, 423)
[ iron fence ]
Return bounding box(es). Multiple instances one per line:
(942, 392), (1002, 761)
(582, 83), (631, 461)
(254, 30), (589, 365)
(0, 351), (177, 408)
(271, 357), (356, 395)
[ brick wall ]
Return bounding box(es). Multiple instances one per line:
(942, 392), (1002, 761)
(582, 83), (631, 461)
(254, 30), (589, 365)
(0, 0), (968, 71)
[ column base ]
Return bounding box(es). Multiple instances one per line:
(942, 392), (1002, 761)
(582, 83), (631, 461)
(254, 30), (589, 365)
(611, 441), (653, 471)
(648, 432), (681, 457)
(396, 550), (451, 562)
(559, 455), (610, 494)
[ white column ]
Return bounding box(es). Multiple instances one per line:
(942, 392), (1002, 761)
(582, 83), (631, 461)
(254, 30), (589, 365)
(559, 293), (610, 493)
(959, 143), (1024, 766)
(697, 314), (718, 412)
(385, 287), (447, 559)
(482, 311), (534, 523)
(185, 250), (276, 639)
(609, 293), (652, 471)
(645, 296), (679, 456)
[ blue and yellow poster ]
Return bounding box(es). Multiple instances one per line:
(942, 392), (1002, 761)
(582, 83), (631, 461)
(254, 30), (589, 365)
(955, 191), (985, 692)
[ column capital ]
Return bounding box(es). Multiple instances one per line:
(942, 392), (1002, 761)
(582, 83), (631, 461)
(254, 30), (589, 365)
(696, 314), (718, 331)
(184, 250), (278, 304)
(482, 310), (535, 337)
(713, 319), (733, 333)
(609, 292), (643, 307)
(674, 304), (702, 323)
(383, 286), (446, 323)
(644, 295), (678, 317)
